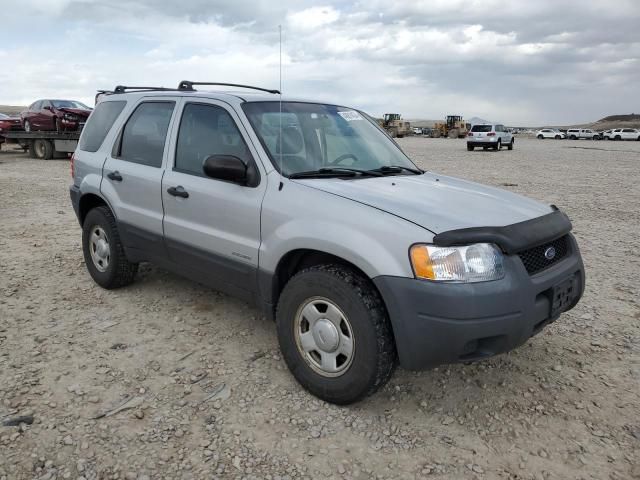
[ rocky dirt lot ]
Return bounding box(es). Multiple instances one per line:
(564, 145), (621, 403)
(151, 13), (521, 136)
(1, 137), (639, 480)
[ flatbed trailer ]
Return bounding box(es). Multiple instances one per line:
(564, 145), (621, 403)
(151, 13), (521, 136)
(1, 131), (80, 159)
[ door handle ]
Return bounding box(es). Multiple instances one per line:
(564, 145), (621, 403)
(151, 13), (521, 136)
(107, 171), (123, 182)
(167, 186), (189, 198)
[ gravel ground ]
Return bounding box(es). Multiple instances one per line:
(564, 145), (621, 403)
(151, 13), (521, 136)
(1, 137), (639, 480)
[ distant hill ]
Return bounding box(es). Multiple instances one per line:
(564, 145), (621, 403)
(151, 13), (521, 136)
(597, 114), (640, 123)
(0, 105), (26, 116)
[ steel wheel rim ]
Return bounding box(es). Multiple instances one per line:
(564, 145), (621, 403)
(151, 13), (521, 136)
(89, 226), (110, 272)
(24, 121), (30, 132)
(294, 296), (355, 377)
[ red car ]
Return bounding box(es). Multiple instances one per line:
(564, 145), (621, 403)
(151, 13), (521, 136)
(0, 113), (23, 145)
(21, 99), (92, 132)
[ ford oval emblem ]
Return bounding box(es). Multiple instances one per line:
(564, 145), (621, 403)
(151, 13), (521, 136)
(544, 246), (556, 260)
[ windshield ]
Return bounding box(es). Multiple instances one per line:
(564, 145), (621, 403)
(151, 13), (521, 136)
(0, 113), (8, 119)
(51, 100), (91, 110)
(242, 102), (418, 177)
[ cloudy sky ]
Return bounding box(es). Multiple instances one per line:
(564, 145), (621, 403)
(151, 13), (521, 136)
(1, 0), (639, 125)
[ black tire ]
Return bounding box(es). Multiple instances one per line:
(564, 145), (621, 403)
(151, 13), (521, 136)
(494, 139), (501, 150)
(537, 134), (544, 139)
(507, 139), (514, 150)
(32, 139), (53, 160)
(555, 135), (561, 139)
(276, 265), (396, 404)
(614, 135), (621, 141)
(82, 206), (138, 289)
(24, 120), (31, 133)
(467, 144), (474, 151)
(570, 135), (577, 140)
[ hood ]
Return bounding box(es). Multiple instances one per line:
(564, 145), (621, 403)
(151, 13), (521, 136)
(58, 108), (91, 117)
(294, 172), (553, 233)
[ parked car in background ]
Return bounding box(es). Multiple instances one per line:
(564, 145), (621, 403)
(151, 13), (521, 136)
(0, 113), (23, 147)
(466, 124), (514, 150)
(21, 99), (92, 132)
(566, 128), (600, 140)
(603, 128), (640, 141)
(536, 129), (565, 139)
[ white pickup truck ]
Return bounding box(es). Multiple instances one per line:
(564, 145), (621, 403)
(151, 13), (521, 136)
(566, 129), (600, 140)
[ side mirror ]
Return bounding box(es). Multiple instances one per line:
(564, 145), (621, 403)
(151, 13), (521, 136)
(203, 155), (248, 185)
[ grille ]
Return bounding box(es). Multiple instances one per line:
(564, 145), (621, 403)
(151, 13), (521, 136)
(518, 235), (569, 275)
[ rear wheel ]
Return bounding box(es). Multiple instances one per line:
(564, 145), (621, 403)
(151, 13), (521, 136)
(570, 135), (577, 140)
(467, 144), (474, 151)
(276, 265), (396, 404)
(494, 139), (501, 150)
(592, 135), (599, 140)
(537, 134), (544, 139)
(82, 206), (138, 289)
(32, 139), (53, 160)
(614, 135), (621, 141)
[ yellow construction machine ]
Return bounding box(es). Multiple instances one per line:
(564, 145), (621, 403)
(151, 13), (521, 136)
(433, 115), (470, 138)
(379, 113), (411, 138)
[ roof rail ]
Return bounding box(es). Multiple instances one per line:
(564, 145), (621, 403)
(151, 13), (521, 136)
(177, 81), (280, 95)
(113, 85), (178, 94)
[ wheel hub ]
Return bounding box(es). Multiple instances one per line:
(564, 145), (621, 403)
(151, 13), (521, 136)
(311, 318), (339, 352)
(89, 226), (110, 272)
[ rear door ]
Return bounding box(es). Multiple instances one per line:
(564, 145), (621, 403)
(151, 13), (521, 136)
(622, 128), (636, 140)
(101, 98), (179, 260)
(161, 99), (267, 300)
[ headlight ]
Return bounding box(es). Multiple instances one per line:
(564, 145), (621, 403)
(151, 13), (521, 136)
(64, 113), (78, 120)
(410, 243), (505, 283)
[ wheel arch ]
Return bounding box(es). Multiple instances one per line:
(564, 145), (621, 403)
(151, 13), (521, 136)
(78, 192), (112, 226)
(260, 248), (386, 321)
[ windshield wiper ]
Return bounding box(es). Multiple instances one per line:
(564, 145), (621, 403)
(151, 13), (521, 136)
(369, 165), (423, 175)
(289, 167), (383, 179)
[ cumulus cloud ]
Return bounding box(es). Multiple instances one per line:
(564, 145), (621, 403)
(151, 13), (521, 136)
(0, 0), (638, 124)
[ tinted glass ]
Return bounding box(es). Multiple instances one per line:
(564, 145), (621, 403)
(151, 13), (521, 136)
(242, 102), (417, 176)
(175, 103), (253, 176)
(32, 101), (42, 110)
(79, 101), (126, 152)
(471, 125), (492, 132)
(118, 102), (175, 168)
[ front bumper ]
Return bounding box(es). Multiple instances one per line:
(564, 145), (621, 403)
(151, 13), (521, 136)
(373, 234), (585, 370)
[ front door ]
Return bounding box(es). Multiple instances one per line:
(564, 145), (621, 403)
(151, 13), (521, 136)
(161, 100), (267, 300)
(101, 99), (178, 260)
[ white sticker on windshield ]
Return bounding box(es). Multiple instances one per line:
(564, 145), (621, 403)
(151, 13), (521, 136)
(337, 110), (363, 121)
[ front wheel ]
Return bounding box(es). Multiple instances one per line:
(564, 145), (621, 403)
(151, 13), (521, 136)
(507, 139), (514, 150)
(82, 206), (138, 289)
(24, 120), (31, 132)
(614, 136), (621, 141)
(276, 265), (396, 404)
(555, 135), (561, 139)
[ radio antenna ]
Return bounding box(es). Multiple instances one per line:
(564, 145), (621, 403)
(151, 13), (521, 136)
(278, 24), (284, 191)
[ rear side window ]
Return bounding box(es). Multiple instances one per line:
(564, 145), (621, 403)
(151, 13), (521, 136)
(471, 125), (492, 132)
(174, 103), (253, 177)
(116, 101), (175, 168)
(79, 101), (126, 152)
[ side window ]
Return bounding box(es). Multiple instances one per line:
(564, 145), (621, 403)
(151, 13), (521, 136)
(495, 125), (502, 132)
(79, 101), (126, 152)
(175, 103), (253, 177)
(116, 101), (175, 168)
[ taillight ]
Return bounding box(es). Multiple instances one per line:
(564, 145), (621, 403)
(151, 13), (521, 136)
(487, 132), (496, 136)
(70, 152), (75, 179)
(467, 132), (473, 136)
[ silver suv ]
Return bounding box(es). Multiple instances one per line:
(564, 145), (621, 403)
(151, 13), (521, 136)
(70, 81), (585, 404)
(466, 124), (514, 151)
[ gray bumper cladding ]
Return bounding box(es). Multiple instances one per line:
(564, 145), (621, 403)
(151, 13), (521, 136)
(373, 234), (585, 370)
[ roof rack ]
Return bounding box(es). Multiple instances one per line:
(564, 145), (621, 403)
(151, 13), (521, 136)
(177, 80), (280, 95)
(113, 85), (178, 94)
